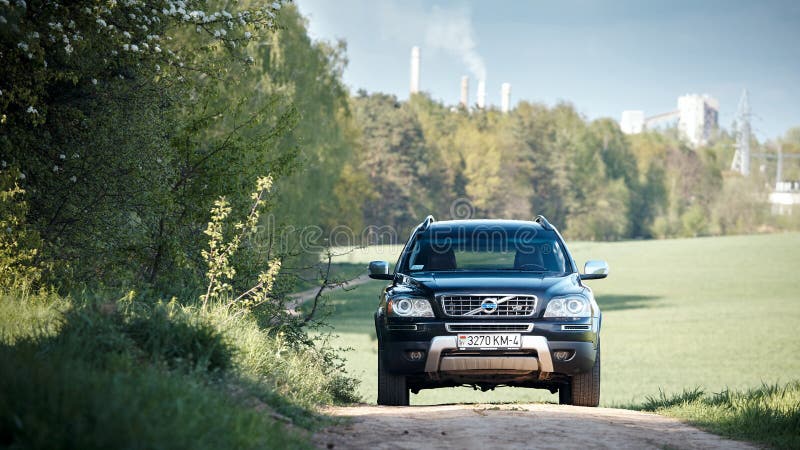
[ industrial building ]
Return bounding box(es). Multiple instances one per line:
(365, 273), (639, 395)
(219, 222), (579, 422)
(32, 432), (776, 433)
(620, 94), (719, 147)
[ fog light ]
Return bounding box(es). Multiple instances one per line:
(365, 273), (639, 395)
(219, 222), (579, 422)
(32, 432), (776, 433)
(554, 350), (573, 361)
(406, 350), (425, 361)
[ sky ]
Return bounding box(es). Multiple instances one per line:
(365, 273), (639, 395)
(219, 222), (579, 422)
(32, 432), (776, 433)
(294, 0), (799, 141)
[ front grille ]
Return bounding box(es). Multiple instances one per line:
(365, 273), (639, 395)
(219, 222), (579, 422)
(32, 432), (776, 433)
(446, 323), (533, 333)
(440, 294), (537, 317)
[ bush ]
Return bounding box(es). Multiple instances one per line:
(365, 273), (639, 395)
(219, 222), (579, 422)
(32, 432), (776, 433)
(0, 288), (359, 448)
(0, 346), (308, 450)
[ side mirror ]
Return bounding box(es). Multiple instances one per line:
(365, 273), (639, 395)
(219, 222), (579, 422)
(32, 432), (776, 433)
(368, 260), (393, 280)
(580, 260), (609, 280)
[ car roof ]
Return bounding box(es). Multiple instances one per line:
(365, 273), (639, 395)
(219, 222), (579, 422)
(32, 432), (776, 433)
(425, 219), (546, 233)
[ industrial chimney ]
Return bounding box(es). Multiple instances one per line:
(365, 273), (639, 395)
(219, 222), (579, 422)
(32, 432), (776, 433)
(460, 76), (469, 108)
(410, 46), (420, 95)
(476, 79), (486, 109)
(501, 83), (511, 113)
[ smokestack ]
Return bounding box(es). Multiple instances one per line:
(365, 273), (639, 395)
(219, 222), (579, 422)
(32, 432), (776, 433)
(501, 83), (511, 113)
(410, 46), (420, 95)
(460, 76), (469, 107)
(476, 79), (486, 109)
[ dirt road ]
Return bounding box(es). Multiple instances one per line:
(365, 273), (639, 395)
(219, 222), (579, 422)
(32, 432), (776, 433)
(313, 403), (755, 450)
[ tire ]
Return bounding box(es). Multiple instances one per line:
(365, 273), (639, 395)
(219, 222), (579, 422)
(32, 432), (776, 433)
(377, 344), (409, 406)
(570, 344), (601, 407)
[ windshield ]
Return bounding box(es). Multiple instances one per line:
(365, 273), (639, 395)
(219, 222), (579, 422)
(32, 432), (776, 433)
(402, 227), (570, 273)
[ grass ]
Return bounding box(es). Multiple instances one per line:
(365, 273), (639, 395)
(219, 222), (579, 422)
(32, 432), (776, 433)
(0, 288), (359, 449)
(320, 233), (800, 416)
(632, 382), (800, 449)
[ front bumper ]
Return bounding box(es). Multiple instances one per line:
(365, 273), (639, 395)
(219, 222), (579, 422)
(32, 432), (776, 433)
(378, 319), (599, 377)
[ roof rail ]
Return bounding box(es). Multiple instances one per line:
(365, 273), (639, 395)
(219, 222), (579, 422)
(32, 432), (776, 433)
(534, 215), (553, 230)
(419, 215), (435, 231)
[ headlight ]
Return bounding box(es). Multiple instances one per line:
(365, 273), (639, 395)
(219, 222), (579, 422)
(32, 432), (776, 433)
(388, 297), (434, 317)
(544, 296), (591, 318)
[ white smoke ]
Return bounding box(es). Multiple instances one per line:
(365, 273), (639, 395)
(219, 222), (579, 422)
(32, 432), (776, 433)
(423, 5), (486, 83)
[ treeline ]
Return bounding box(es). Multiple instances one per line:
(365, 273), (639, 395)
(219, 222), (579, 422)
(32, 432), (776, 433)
(350, 93), (800, 241)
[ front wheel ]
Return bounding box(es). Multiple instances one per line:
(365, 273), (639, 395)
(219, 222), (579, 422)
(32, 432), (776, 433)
(569, 345), (601, 407)
(377, 344), (409, 406)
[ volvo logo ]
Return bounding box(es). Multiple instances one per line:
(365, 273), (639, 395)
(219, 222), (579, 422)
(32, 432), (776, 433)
(480, 298), (498, 314)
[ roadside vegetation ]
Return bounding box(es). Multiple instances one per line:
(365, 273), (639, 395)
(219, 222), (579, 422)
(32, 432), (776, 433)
(0, 291), (350, 449)
(1, 2), (361, 447)
(634, 382), (800, 449)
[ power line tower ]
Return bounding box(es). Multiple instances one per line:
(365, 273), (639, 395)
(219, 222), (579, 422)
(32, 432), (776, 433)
(730, 89), (751, 175)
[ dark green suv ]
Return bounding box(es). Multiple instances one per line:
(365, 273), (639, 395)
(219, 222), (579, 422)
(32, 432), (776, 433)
(369, 216), (608, 406)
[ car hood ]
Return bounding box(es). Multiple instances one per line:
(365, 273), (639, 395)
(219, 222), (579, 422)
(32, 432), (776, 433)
(395, 271), (583, 298)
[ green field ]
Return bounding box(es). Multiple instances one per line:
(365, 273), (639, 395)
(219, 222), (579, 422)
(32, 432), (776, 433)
(321, 233), (800, 406)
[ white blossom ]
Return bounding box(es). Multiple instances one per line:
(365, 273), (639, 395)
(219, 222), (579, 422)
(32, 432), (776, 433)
(72, 153), (79, 159)
(1, 160), (6, 168)
(123, 31), (132, 39)
(96, 18), (107, 27)
(64, 43), (73, 54)
(244, 31), (252, 39)
(70, 175), (77, 183)
(17, 42), (29, 51)
(52, 165), (59, 172)
(26, 106), (38, 114)
(123, 44), (130, 51)
(59, 154), (66, 160)
(130, 44), (139, 52)
(91, 78), (97, 85)
(18, 173), (25, 180)
(30, 31), (39, 39)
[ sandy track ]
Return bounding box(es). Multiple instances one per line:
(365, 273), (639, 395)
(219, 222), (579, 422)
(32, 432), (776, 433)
(313, 403), (755, 450)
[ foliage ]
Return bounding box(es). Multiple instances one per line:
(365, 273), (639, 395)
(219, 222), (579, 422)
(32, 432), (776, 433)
(0, 169), (42, 288)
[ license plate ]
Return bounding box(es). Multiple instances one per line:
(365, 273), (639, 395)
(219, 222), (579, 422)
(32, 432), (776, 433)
(457, 333), (521, 349)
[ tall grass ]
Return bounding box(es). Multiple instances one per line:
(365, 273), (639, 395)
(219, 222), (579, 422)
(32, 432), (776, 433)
(632, 382), (800, 449)
(0, 288), (359, 449)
